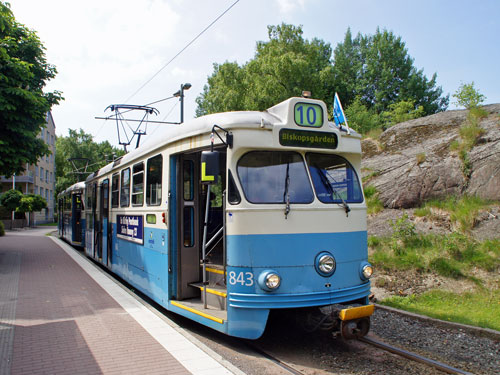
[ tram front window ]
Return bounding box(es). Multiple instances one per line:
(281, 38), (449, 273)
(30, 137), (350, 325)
(306, 153), (363, 203)
(237, 151), (313, 204)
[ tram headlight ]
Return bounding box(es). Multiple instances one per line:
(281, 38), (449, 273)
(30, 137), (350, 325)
(258, 270), (281, 291)
(315, 252), (336, 277)
(360, 262), (374, 280)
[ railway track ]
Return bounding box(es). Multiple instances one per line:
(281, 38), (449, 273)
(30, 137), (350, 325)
(359, 336), (474, 375)
(247, 335), (475, 375)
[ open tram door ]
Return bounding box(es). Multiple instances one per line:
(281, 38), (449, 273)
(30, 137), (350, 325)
(173, 147), (227, 309)
(100, 179), (111, 267)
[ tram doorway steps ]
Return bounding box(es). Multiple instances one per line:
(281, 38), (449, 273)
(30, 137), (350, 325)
(172, 298), (227, 324)
(204, 264), (226, 286)
(189, 282), (227, 310)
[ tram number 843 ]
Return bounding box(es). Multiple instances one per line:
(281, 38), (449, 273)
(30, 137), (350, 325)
(228, 271), (254, 286)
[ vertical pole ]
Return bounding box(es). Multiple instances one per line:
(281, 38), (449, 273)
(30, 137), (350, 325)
(201, 185), (211, 309)
(11, 173), (15, 229)
(180, 85), (184, 124)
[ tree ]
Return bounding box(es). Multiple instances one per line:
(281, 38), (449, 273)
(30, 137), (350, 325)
(196, 24), (335, 115)
(0, 1), (62, 177)
(55, 129), (125, 195)
(0, 188), (23, 229)
(333, 28), (448, 115)
(381, 99), (425, 128)
(453, 82), (486, 109)
(17, 194), (47, 226)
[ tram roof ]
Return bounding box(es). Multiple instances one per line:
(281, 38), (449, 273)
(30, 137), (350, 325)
(87, 97), (359, 182)
(58, 181), (85, 197)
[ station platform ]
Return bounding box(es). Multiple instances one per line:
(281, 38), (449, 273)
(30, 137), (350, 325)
(0, 227), (239, 375)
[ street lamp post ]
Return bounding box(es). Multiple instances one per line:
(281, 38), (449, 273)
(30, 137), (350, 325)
(173, 83), (192, 123)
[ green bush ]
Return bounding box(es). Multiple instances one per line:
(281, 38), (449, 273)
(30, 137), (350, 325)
(0, 221), (4, 236)
(453, 82), (486, 109)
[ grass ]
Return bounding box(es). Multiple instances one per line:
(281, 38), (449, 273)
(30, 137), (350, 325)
(370, 208), (500, 330)
(413, 195), (491, 234)
(380, 289), (500, 331)
(416, 152), (426, 165)
(369, 230), (500, 277)
(364, 185), (384, 214)
(38, 222), (57, 227)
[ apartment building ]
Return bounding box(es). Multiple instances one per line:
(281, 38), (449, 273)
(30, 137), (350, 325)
(0, 112), (57, 225)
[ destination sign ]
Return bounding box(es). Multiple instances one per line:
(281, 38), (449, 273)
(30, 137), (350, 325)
(117, 215), (144, 244)
(279, 129), (338, 149)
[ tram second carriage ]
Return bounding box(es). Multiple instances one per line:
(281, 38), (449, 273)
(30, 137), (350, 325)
(58, 181), (85, 247)
(83, 96), (374, 339)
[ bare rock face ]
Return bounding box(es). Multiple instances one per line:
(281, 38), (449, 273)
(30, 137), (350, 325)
(361, 104), (500, 208)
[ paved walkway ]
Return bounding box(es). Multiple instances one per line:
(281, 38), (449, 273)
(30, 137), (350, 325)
(0, 227), (237, 375)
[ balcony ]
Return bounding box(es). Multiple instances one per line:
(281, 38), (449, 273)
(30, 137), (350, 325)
(0, 175), (34, 184)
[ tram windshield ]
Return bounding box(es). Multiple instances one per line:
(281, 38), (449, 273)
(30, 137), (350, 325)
(306, 153), (363, 203)
(237, 151), (314, 204)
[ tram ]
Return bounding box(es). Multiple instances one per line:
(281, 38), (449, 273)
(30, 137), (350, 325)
(58, 181), (86, 247)
(83, 96), (374, 339)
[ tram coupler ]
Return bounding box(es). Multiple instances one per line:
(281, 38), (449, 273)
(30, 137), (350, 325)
(331, 304), (374, 340)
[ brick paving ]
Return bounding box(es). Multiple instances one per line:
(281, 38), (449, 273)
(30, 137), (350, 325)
(0, 233), (190, 375)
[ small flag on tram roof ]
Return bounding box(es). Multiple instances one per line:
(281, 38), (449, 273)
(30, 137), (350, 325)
(333, 92), (348, 127)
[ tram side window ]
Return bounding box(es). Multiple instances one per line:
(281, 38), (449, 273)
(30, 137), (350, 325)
(132, 162), (144, 206)
(228, 170), (241, 205)
(111, 173), (119, 208)
(120, 168), (130, 207)
(146, 154), (162, 206)
(102, 179), (109, 210)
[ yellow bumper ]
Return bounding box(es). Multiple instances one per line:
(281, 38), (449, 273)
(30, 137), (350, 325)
(339, 304), (374, 321)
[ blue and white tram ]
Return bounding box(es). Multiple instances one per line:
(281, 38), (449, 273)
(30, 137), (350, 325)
(83, 96), (374, 339)
(58, 181), (86, 247)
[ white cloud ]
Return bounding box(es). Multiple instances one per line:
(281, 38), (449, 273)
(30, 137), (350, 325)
(276, 0), (306, 14)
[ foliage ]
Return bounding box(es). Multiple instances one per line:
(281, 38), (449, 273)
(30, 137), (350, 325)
(344, 97), (382, 134)
(0, 1), (62, 177)
(0, 189), (23, 211)
(453, 82), (486, 109)
(380, 289), (500, 331)
(381, 99), (425, 127)
(364, 185), (384, 214)
(332, 27), (448, 115)
(17, 194), (47, 213)
(196, 24), (448, 124)
(0, 220), (4, 236)
(196, 24), (334, 116)
(55, 129), (125, 196)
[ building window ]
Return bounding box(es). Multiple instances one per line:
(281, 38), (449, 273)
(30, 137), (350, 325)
(40, 167), (44, 182)
(46, 170), (49, 182)
(35, 167), (38, 176)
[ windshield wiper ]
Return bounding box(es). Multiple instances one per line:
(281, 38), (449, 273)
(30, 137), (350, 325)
(318, 169), (350, 217)
(283, 162), (291, 219)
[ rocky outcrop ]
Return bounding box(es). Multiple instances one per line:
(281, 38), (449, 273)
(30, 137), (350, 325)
(361, 104), (500, 208)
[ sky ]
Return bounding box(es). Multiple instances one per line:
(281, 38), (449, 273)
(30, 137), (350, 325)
(7, 0), (500, 149)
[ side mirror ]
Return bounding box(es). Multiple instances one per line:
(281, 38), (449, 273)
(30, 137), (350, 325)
(201, 151), (219, 184)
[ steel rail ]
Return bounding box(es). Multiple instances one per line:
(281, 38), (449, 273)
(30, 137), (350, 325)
(245, 343), (306, 375)
(359, 336), (474, 375)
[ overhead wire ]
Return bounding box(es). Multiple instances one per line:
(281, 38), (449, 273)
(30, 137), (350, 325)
(123, 0), (241, 104)
(94, 0), (241, 143)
